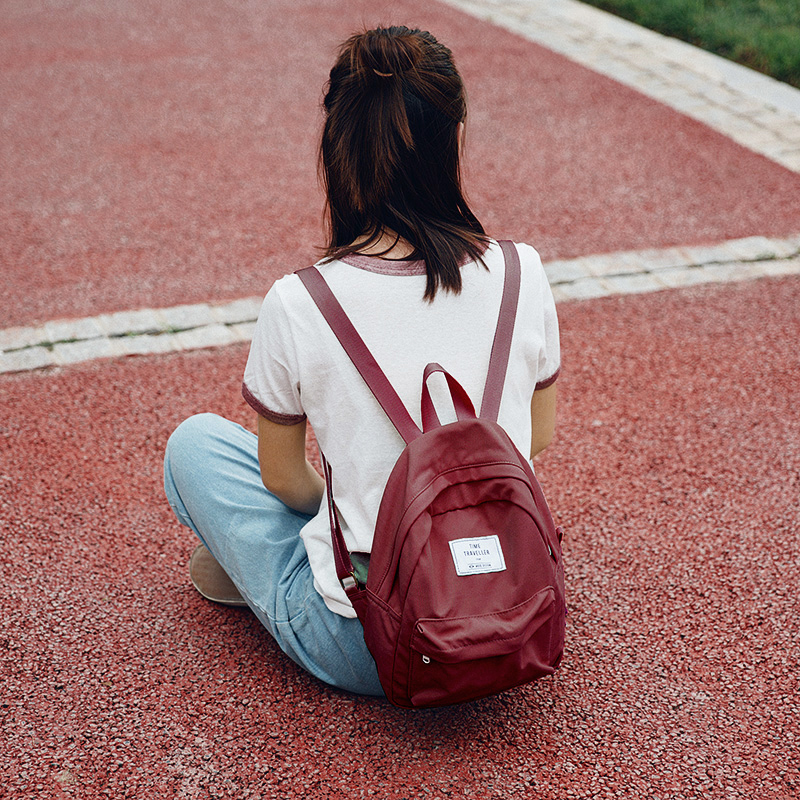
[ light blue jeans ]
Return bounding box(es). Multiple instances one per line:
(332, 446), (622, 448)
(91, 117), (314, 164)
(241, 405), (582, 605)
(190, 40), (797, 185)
(163, 413), (384, 696)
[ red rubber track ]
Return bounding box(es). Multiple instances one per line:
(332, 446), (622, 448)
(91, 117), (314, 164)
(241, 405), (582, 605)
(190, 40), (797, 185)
(3, 0), (800, 328)
(2, 275), (798, 798)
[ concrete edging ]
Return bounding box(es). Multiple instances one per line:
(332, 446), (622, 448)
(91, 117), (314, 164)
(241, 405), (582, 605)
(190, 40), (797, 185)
(442, 0), (800, 172)
(2, 234), (798, 374)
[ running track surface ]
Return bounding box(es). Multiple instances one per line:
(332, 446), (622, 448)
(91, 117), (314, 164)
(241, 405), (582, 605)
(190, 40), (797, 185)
(3, 0), (800, 328)
(2, 1), (800, 798)
(2, 276), (798, 798)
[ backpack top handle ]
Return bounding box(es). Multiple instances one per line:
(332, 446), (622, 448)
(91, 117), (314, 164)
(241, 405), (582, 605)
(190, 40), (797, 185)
(420, 361), (477, 433)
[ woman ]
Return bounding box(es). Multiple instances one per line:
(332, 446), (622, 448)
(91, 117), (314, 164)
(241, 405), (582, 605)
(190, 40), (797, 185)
(164, 26), (560, 696)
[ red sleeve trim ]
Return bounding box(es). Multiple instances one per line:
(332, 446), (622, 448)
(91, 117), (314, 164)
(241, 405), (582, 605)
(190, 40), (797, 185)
(535, 366), (560, 391)
(241, 382), (306, 425)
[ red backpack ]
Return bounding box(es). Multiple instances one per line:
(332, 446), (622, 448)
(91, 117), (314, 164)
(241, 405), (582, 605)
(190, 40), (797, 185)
(298, 241), (566, 708)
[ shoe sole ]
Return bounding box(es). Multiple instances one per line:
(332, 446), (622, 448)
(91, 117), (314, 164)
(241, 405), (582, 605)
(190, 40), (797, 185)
(189, 544), (249, 607)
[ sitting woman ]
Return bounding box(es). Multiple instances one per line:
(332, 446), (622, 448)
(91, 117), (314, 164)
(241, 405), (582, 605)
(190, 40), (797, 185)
(163, 25), (560, 696)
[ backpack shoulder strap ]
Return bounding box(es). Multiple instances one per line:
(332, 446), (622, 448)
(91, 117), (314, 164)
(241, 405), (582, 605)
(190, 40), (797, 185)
(296, 266), (422, 445)
(479, 240), (522, 422)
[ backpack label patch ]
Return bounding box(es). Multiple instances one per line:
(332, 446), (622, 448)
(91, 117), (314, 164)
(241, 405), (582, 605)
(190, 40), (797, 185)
(449, 535), (507, 576)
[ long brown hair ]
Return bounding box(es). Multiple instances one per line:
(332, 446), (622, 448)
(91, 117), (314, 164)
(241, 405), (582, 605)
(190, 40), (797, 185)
(320, 26), (488, 299)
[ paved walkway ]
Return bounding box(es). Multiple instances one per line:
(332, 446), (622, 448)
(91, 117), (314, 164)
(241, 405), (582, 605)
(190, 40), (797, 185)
(3, 232), (799, 374)
(445, 0), (800, 172)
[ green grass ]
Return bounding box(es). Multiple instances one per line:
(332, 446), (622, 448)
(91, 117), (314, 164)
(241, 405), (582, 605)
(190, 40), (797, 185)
(580, 0), (800, 88)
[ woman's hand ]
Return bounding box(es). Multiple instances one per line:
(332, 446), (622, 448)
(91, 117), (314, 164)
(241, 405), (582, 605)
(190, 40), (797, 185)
(257, 415), (324, 515)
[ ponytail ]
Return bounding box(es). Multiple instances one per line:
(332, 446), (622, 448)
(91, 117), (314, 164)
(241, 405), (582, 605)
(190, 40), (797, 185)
(320, 26), (488, 300)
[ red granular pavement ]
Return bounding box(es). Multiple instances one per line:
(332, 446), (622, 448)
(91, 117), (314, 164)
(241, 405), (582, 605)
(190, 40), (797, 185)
(1, 274), (798, 799)
(3, 0), (800, 328)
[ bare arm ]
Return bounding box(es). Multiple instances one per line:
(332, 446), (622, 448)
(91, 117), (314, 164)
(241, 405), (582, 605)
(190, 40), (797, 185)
(257, 415), (324, 516)
(530, 383), (557, 459)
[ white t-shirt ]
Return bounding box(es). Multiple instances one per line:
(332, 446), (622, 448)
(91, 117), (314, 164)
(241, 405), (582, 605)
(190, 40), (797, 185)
(242, 240), (560, 617)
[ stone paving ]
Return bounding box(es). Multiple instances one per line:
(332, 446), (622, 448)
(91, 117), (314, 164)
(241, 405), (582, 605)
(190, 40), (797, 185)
(442, 0), (800, 172)
(3, 233), (799, 374)
(2, 0), (800, 375)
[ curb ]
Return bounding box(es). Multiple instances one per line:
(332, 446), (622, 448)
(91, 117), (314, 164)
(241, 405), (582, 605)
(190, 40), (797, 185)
(3, 235), (798, 375)
(443, 0), (800, 172)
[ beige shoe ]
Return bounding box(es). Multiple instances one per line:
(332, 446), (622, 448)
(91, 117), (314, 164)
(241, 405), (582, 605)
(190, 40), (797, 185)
(189, 545), (248, 607)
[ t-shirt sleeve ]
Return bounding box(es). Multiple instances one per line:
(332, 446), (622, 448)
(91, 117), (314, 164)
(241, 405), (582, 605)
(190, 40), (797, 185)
(242, 281), (307, 425)
(521, 243), (561, 390)
(536, 278), (560, 389)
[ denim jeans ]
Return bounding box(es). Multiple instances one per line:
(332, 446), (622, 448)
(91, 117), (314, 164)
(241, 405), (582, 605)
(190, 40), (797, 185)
(163, 413), (384, 696)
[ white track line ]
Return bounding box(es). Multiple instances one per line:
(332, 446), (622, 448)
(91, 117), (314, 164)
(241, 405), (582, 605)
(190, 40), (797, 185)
(2, 235), (799, 375)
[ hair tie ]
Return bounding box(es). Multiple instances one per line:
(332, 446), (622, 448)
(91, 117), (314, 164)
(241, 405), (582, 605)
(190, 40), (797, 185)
(373, 69), (394, 78)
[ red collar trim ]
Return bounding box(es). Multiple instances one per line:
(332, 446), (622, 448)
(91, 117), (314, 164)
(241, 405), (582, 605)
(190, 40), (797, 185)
(339, 253), (427, 276)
